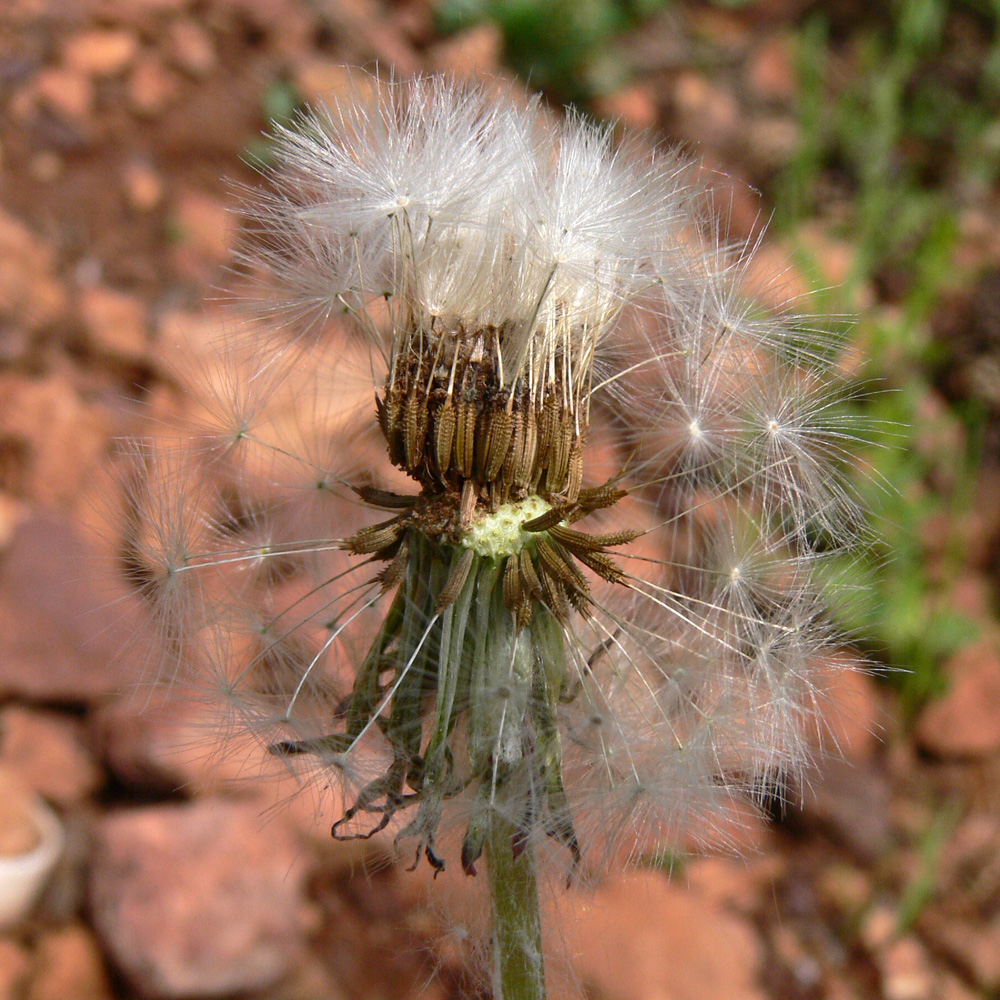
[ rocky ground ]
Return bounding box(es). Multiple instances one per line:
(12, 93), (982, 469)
(2, 1), (1000, 998)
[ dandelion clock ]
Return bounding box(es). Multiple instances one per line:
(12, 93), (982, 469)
(119, 73), (873, 1000)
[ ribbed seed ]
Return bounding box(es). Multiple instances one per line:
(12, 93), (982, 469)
(456, 396), (477, 477)
(435, 547), (475, 614)
(536, 537), (580, 591)
(346, 518), (404, 555)
(403, 388), (428, 470)
(355, 485), (417, 509)
(535, 392), (558, 483)
(502, 554), (521, 612)
(549, 525), (639, 551)
(519, 548), (542, 599)
(378, 537), (410, 592)
(545, 417), (573, 493)
(434, 402), (457, 475)
(459, 479), (477, 530)
(538, 563), (570, 622)
(522, 507), (567, 533)
(379, 390), (404, 465)
(515, 408), (538, 489)
(502, 411), (523, 487)
(572, 548), (626, 584)
(566, 440), (583, 502)
(484, 409), (514, 482)
(576, 484), (627, 510)
(515, 595), (533, 631)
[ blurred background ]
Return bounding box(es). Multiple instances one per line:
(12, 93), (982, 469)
(1, 0), (999, 997)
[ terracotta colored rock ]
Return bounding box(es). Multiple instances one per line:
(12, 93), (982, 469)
(0, 512), (140, 702)
(0, 373), (108, 507)
(562, 870), (766, 1000)
(811, 656), (882, 763)
(672, 72), (740, 149)
(0, 495), (28, 552)
(168, 20), (217, 77)
(747, 33), (797, 103)
(920, 914), (1000, 991)
(683, 855), (772, 915)
(293, 59), (354, 104)
(0, 210), (67, 336)
(0, 937), (30, 998)
(429, 24), (502, 77)
(79, 286), (149, 363)
(90, 800), (310, 999)
(593, 83), (660, 130)
(800, 755), (891, 862)
(916, 639), (1000, 757)
(170, 189), (231, 281)
(34, 67), (94, 122)
(0, 707), (102, 807)
(122, 161), (165, 212)
(27, 926), (111, 1000)
(63, 30), (139, 78)
(128, 56), (181, 118)
(878, 936), (934, 1000)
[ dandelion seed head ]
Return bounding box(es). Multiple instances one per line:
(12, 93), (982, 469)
(119, 71), (876, 927)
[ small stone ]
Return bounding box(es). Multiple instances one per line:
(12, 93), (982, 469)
(170, 189), (231, 278)
(879, 937), (934, 1000)
(127, 56), (180, 118)
(90, 800), (310, 999)
(562, 871), (766, 1000)
(593, 83), (659, 130)
(123, 0), (189, 10)
(429, 24), (502, 77)
(0, 373), (107, 507)
(0, 770), (40, 856)
(747, 34), (797, 103)
(293, 59), (353, 105)
(0, 494), (27, 552)
(920, 914), (1000, 989)
(770, 925), (822, 990)
(63, 30), (138, 78)
(860, 905), (899, 952)
(122, 161), (164, 212)
(811, 655), (882, 762)
(0, 938), (30, 998)
(917, 638), (1000, 757)
(0, 512), (138, 702)
(28, 152), (63, 182)
(34, 67), (93, 121)
(167, 20), (216, 77)
(672, 72), (740, 149)
(817, 863), (871, 914)
(0, 707), (102, 807)
(78, 285), (149, 362)
(743, 116), (800, 172)
(684, 856), (760, 913)
(27, 926), (111, 1000)
(938, 972), (983, 1000)
(0, 209), (66, 333)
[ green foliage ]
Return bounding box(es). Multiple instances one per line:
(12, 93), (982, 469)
(435, 0), (671, 99)
(243, 78), (304, 168)
(774, 0), (1000, 707)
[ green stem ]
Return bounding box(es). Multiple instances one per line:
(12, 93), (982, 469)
(486, 814), (546, 1000)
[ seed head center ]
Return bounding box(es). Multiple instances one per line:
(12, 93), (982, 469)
(460, 495), (552, 560)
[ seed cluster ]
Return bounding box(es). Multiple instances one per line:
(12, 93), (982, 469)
(377, 328), (587, 505)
